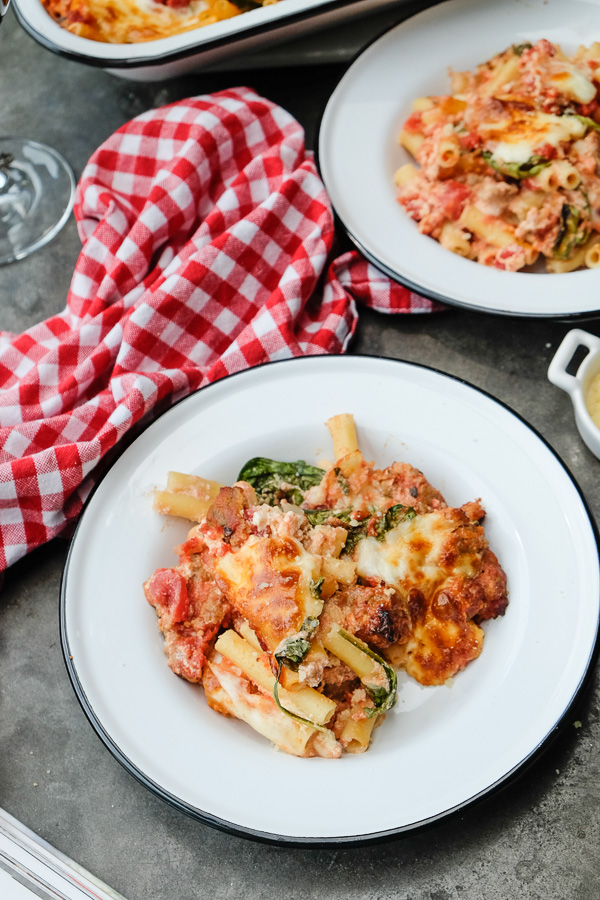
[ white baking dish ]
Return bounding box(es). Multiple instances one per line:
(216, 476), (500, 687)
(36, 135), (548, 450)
(12, 0), (406, 81)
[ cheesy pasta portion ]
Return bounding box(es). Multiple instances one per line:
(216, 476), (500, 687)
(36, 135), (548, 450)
(42, 0), (281, 44)
(144, 415), (509, 758)
(395, 40), (600, 272)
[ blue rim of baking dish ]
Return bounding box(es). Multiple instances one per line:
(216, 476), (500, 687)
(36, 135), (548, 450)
(313, 3), (600, 321)
(59, 353), (600, 847)
(12, 0), (395, 68)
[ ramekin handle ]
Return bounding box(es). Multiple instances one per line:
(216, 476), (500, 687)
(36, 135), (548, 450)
(548, 329), (600, 395)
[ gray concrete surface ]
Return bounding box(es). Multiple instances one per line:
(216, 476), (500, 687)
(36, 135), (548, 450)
(1, 6), (600, 899)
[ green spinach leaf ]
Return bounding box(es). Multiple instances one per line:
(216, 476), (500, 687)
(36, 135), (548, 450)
(303, 503), (415, 554)
(303, 508), (352, 526)
(553, 203), (590, 260)
(337, 628), (398, 717)
(342, 504), (416, 555)
(483, 150), (551, 179)
(272, 617), (327, 731)
(238, 457), (324, 506)
(274, 616), (319, 671)
(374, 504), (416, 540)
(273, 661), (328, 731)
(512, 42), (532, 56)
(571, 114), (600, 133)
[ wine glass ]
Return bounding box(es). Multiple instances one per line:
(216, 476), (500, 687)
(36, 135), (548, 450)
(0, 0), (75, 264)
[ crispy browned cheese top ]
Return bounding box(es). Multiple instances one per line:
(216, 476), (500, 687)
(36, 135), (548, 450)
(216, 535), (319, 654)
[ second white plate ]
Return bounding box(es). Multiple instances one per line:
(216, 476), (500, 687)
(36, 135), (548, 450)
(318, 0), (600, 317)
(61, 356), (600, 843)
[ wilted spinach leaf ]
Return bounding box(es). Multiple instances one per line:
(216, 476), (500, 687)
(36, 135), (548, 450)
(303, 508), (353, 526)
(341, 518), (371, 556)
(274, 616), (319, 671)
(342, 504), (416, 555)
(273, 660), (327, 731)
(337, 628), (397, 717)
(572, 114), (600, 134)
(554, 203), (590, 260)
(303, 503), (415, 554)
(310, 578), (324, 600)
(273, 617), (327, 730)
(483, 150), (550, 179)
(374, 504), (416, 540)
(238, 457), (324, 506)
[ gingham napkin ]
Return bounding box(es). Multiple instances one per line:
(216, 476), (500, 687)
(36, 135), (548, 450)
(0, 88), (441, 570)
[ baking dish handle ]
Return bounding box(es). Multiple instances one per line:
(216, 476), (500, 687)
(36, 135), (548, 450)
(548, 328), (600, 395)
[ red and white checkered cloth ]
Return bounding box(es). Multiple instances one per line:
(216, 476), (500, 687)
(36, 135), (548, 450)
(0, 88), (442, 570)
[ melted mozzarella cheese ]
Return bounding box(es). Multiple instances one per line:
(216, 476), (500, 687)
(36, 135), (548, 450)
(549, 62), (596, 104)
(215, 536), (322, 652)
(206, 655), (314, 757)
(479, 110), (587, 164)
(353, 510), (480, 595)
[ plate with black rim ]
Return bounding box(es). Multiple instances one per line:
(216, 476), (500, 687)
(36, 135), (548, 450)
(61, 355), (600, 844)
(318, 0), (600, 318)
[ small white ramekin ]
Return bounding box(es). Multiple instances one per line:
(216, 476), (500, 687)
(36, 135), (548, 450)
(548, 328), (600, 460)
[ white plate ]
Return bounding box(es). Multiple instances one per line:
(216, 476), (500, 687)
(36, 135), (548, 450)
(318, 0), (600, 318)
(61, 356), (600, 843)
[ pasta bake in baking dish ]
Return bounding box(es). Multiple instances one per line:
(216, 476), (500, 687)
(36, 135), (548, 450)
(41, 0), (281, 43)
(395, 40), (600, 272)
(144, 414), (508, 758)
